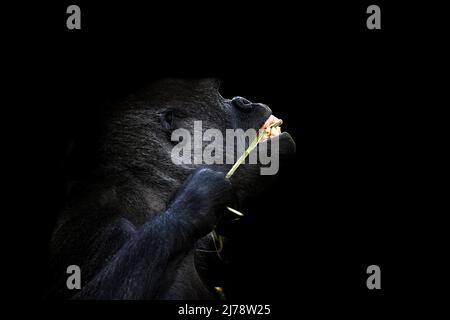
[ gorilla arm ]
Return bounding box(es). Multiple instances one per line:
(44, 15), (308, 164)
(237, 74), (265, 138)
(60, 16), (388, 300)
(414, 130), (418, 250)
(71, 168), (232, 300)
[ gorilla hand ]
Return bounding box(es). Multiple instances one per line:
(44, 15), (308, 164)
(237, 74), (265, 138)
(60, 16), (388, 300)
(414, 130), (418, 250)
(167, 167), (234, 239)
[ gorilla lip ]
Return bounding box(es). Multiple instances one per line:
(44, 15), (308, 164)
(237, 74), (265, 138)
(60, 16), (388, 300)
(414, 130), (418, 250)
(260, 115), (283, 141)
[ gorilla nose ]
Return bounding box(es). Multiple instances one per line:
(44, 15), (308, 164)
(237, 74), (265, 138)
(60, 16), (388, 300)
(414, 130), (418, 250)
(231, 96), (254, 112)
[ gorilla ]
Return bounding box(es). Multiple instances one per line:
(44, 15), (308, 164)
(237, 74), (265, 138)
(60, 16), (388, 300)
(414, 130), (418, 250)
(48, 78), (295, 299)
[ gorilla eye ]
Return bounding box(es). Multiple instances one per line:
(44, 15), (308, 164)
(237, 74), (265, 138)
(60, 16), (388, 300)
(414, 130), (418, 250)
(161, 111), (174, 131)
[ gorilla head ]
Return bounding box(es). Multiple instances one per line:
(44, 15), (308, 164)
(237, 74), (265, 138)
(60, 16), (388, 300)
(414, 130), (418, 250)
(95, 78), (295, 220)
(50, 78), (295, 299)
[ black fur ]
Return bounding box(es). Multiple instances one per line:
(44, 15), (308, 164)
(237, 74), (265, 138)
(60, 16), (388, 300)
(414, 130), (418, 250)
(47, 78), (295, 299)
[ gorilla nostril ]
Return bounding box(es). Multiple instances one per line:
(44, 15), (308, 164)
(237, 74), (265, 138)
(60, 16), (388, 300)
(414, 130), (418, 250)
(241, 98), (252, 105)
(232, 96), (254, 112)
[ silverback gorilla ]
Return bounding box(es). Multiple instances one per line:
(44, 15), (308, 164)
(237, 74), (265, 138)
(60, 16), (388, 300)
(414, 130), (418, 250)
(48, 78), (295, 299)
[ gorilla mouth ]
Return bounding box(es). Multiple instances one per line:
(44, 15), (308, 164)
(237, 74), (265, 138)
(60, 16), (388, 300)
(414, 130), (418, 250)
(225, 114), (285, 179)
(260, 115), (283, 141)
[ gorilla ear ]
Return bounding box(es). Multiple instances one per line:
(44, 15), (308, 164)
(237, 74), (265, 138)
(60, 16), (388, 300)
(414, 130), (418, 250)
(159, 110), (174, 132)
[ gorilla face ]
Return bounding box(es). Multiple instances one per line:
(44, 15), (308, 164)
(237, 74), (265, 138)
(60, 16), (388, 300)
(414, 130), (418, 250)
(97, 78), (295, 221)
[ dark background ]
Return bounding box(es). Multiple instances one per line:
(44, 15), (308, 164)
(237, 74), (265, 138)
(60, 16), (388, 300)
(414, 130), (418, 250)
(9, 0), (443, 317)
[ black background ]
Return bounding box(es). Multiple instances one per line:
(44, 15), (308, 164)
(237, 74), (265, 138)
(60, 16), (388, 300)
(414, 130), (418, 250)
(8, 0), (444, 317)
